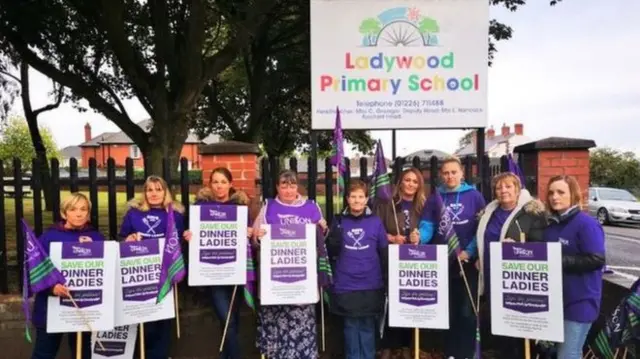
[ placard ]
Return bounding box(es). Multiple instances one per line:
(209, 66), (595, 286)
(490, 242), (564, 341)
(259, 224), (318, 305)
(310, 0), (489, 129)
(91, 325), (137, 359)
(188, 205), (248, 286)
(47, 241), (117, 333)
(388, 244), (449, 329)
(115, 239), (175, 326)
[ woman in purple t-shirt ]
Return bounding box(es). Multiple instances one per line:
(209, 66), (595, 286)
(543, 175), (605, 359)
(118, 176), (191, 359)
(475, 172), (547, 358)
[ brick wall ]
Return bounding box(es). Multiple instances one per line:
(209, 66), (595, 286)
(199, 141), (260, 198)
(537, 150), (591, 205)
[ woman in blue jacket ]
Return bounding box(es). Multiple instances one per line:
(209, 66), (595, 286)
(326, 180), (388, 359)
(31, 192), (106, 359)
(543, 175), (605, 359)
(418, 157), (486, 359)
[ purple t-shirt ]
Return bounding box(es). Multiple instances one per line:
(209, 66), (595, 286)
(482, 207), (514, 296)
(119, 207), (185, 240)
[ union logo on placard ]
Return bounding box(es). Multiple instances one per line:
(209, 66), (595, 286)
(129, 244), (149, 255)
(407, 247), (427, 259)
(278, 227), (297, 238)
(209, 209), (227, 220)
(512, 246), (534, 258)
(72, 245), (92, 257)
(359, 7), (440, 47)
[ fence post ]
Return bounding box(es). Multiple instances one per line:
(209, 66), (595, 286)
(89, 158), (99, 228)
(13, 158), (24, 293)
(32, 158), (43, 236)
(107, 158), (117, 240)
(0, 160), (7, 293)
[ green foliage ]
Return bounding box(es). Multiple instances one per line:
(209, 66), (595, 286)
(590, 148), (640, 191)
(0, 116), (59, 171)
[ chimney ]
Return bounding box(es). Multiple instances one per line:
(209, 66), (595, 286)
(84, 122), (92, 142)
(514, 123), (523, 135)
(501, 123), (510, 137)
(486, 126), (495, 139)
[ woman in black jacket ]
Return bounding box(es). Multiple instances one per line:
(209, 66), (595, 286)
(475, 172), (548, 358)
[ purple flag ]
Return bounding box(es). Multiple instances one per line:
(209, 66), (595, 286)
(329, 107), (346, 196)
(156, 204), (186, 303)
(244, 242), (257, 311)
(507, 153), (526, 188)
(368, 139), (392, 205)
(432, 192), (461, 256)
(22, 219), (65, 342)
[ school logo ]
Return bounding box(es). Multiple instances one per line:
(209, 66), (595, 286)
(142, 215), (162, 235)
(446, 202), (468, 225)
(359, 7), (440, 47)
(345, 228), (368, 250)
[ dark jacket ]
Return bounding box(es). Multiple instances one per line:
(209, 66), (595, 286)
(373, 197), (422, 237)
(326, 208), (387, 317)
(476, 189), (548, 294)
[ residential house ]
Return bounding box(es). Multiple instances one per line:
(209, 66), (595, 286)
(58, 145), (81, 168)
(455, 123), (530, 158)
(78, 120), (219, 169)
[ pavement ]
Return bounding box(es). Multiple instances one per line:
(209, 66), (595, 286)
(602, 223), (640, 288)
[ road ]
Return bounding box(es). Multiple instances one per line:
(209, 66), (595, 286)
(602, 224), (640, 288)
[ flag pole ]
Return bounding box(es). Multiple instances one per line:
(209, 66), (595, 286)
(519, 231), (531, 359)
(76, 332), (82, 359)
(219, 285), (238, 352)
(67, 293), (105, 350)
(174, 283), (180, 339)
(140, 323), (146, 359)
(320, 289), (326, 352)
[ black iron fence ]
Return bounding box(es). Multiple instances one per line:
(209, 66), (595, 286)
(1, 154), (522, 294)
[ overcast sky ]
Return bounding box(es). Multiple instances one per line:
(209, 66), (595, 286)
(8, 0), (640, 157)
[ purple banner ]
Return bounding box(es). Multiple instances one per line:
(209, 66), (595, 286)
(122, 284), (158, 302)
(61, 242), (104, 259)
(502, 242), (548, 261)
(200, 205), (238, 221)
(60, 289), (102, 308)
(93, 341), (127, 357)
(398, 245), (437, 261)
(119, 241), (160, 258)
(270, 224), (307, 240)
(271, 267), (307, 283)
(200, 249), (237, 265)
(399, 289), (438, 307)
(502, 293), (550, 313)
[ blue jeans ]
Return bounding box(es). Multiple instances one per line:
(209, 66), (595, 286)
(134, 319), (172, 359)
(445, 264), (478, 359)
(31, 327), (91, 359)
(344, 316), (376, 359)
(211, 285), (241, 359)
(557, 320), (592, 359)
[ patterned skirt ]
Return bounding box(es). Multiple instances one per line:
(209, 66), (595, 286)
(257, 304), (318, 359)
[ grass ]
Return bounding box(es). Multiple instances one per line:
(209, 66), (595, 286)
(2, 192), (338, 263)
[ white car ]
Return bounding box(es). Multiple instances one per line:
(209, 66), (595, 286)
(588, 187), (640, 225)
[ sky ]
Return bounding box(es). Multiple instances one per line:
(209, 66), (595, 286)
(6, 0), (640, 157)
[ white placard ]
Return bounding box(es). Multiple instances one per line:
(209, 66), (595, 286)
(310, 0), (489, 129)
(91, 325), (138, 359)
(490, 242), (564, 342)
(47, 241), (117, 333)
(259, 224), (318, 305)
(115, 238), (175, 326)
(188, 205), (248, 286)
(388, 244), (449, 329)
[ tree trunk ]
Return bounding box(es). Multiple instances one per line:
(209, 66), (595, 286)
(142, 113), (189, 192)
(24, 112), (54, 210)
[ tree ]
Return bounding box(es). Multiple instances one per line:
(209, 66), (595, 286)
(359, 18), (382, 46)
(590, 148), (640, 191)
(0, 56), (19, 124)
(489, 0), (564, 64)
(0, 0), (276, 175)
(0, 117), (59, 172)
(0, 57), (64, 209)
(418, 17), (439, 45)
(194, 1), (375, 158)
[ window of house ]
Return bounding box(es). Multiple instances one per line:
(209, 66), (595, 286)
(130, 145), (141, 159)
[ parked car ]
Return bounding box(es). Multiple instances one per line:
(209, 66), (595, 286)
(588, 187), (640, 225)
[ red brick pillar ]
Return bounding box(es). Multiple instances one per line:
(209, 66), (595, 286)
(514, 137), (596, 207)
(199, 141), (260, 197)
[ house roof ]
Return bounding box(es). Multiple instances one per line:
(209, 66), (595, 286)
(79, 119), (219, 147)
(59, 146), (81, 159)
(455, 134), (515, 156)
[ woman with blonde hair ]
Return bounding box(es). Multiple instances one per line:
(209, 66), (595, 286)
(119, 175), (191, 359)
(374, 167), (425, 359)
(31, 192), (106, 359)
(543, 175), (604, 359)
(475, 172), (547, 358)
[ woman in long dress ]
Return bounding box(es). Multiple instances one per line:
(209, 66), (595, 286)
(252, 170), (328, 359)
